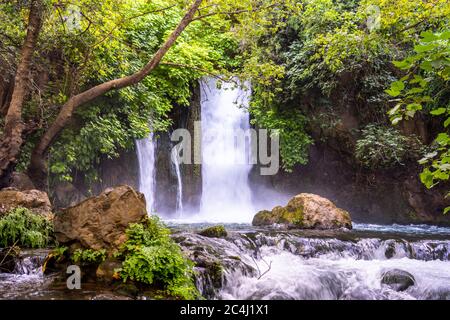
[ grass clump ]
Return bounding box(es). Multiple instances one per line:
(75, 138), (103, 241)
(0, 207), (53, 248)
(117, 216), (200, 300)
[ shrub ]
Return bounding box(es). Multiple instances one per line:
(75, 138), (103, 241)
(117, 217), (199, 300)
(355, 124), (424, 169)
(72, 248), (106, 264)
(0, 207), (54, 248)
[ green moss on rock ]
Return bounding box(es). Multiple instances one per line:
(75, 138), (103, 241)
(252, 193), (352, 230)
(198, 225), (228, 238)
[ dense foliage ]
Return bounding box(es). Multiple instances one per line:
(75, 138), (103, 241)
(241, 0), (450, 186)
(117, 217), (199, 300)
(72, 248), (107, 264)
(0, 207), (54, 248)
(386, 30), (450, 211)
(355, 125), (424, 169)
(2, 0), (450, 211)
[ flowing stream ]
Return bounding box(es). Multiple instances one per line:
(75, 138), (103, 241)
(173, 224), (450, 300)
(2, 225), (449, 300)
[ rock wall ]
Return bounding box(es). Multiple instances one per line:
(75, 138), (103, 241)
(154, 84), (202, 215)
(251, 141), (450, 226)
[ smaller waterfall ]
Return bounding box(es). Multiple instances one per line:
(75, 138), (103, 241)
(136, 132), (156, 213)
(171, 146), (183, 218)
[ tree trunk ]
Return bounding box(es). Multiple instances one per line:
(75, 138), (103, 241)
(0, 0), (43, 188)
(28, 0), (203, 190)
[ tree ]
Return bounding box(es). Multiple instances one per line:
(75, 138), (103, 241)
(386, 29), (450, 212)
(27, 0), (203, 189)
(0, 0), (44, 188)
(0, 0), (282, 190)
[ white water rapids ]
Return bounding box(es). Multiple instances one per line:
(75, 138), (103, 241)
(173, 224), (450, 300)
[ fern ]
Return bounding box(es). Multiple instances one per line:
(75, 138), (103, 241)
(118, 217), (200, 300)
(0, 207), (54, 248)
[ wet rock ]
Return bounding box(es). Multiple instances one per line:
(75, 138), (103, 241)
(53, 181), (86, 209)
(0, 246), (20, 273)
(253, 193), (352, 230)
(198, 225), (228, 238)
(381, 269), (415, 291)
(54, 185), (147, 254)
(91, 293), (132, 300)
(0, 188), (52, 218)
(10, 172), (35, 190)
(96, 258), (122, 282)
(174, 232), (257, 299)
(113, 282), (140, 298)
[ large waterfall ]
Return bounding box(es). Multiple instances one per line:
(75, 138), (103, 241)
(197, 78), (254, 223)
(136, 133), (156, 213)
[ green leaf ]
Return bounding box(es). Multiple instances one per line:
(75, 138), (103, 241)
(414, 43), (438, 53)
(406, 103), (422, 111)
(420, 168), (434, 189)
(444, 117), (450, 128)
(420, 31), (439, 42)
(430, 108), (447, 116)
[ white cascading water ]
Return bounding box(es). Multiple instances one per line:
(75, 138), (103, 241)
(136, 132), (156, 213)
(197, 78), (254, 223)
(176, 225), (450, 300)
(171, 146), (183, 217)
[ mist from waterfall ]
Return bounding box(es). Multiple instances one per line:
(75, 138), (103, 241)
(196, 78), (254, 223)
(136, 132), (156, 214)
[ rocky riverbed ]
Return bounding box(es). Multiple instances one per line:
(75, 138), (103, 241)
(1, 223), (450, 300)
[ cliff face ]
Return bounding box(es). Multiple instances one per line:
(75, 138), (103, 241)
(252, 90), (450, 226)
(252, 143), (450, 226)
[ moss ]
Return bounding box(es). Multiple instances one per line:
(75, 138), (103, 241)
(198, 225), (228, 238)
(206, 260), (224, 287)
(280, 206), (304, 227)
(252, 210), (276, 226)
(253, 206), (304, 227)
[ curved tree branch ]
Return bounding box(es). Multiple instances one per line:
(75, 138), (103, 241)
(28, 0), (204, 188)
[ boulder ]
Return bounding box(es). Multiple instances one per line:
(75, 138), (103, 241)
(54, 185), (147, 254)
(52, 181), (86, 209)
(10, 172), (35, 190)
(381, 269), (415, 291)
(252, 193), (352, 229)
(198, 225), (228, 238)
(96, 258), (122, 282)
(0, 188), (52, 217)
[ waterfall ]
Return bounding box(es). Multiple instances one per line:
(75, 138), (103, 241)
(136, 132), (156, 213)
(198, 78), (254, 223)
(171, 145), (183, 217)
